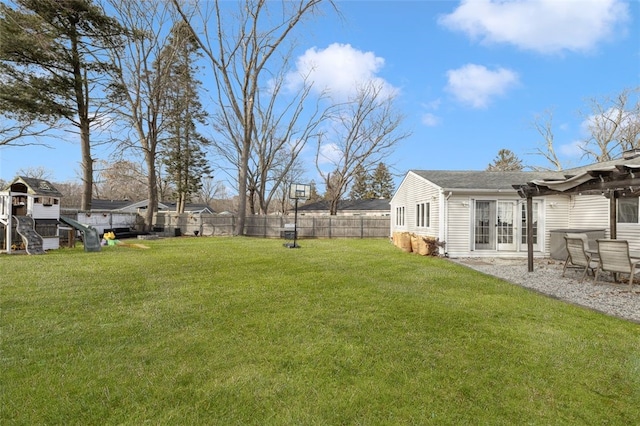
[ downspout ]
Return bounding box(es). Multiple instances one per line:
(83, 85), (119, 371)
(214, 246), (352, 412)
(441, 190), (452, 256)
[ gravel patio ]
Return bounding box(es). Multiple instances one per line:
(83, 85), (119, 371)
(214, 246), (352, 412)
(450, 257), (640, 324)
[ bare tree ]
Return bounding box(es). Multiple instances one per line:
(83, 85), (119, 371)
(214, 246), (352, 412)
(580, 87), (640, 162)
(248, 66), (328, 215)
(196, 175), (227, 207)
(0, 119), (56, 147)
(16, 166), (54, 180)
(529, 108), (564, 171)
(93, 159), (148, 200)
(106, 0), (180, 230)
(316, 80), (410, 215)
(273, 151), (307, 215)
(55, 180), (84, 209)
(155, 162), (173, 204)
(172, 0), (333, 234)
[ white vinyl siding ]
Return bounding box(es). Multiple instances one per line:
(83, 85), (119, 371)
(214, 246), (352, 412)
(568, 195), (609, 230)
(617, 225), (640, 251)
(542, 195), (571, 257)
(31, 198), (61, 220)
(390, 172), (439, 237)
(444, 195), (472, 257)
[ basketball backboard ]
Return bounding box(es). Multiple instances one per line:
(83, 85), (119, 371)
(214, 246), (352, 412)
(289, 183), (311, 200)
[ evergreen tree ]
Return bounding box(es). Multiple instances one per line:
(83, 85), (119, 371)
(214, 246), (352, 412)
(349, 164), (372, 199)
(0, 0), (125, 210)
(304, 180), (322, 204)
(371, 162), (395, 198)
(486, 149), (524, 171)
(349, 162), (394, 199)
(158, 21), (212, 213)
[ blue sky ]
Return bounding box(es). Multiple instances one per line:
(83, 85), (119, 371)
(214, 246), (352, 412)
(1, 0), (639, 188)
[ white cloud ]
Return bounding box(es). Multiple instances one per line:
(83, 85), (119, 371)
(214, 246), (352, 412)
(445, 64), (519, 108)
(559, 140), (585, 157)
(439, 0), (629, 54)
(421, 113), (441, 127)
(317, 142), (343, 165)
(286, 43), (397, 100)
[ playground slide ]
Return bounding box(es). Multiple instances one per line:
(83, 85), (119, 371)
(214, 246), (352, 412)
(59, 216), (101, 252)
(13, 215), (45, 255)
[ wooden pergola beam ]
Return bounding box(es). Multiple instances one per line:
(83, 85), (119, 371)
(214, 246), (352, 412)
(513, 171), (640, 272)
(513, 176), (640, 199)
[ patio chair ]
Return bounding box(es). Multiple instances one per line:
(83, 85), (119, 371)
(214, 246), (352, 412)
(562, 236), (598, 282)
(594, 239), (640, 289)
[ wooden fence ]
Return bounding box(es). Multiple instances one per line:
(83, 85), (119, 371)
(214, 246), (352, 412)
(153, 213), (390, 239)
(59, 211), (390, 239)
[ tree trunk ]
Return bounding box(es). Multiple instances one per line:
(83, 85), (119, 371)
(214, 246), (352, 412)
(236, 159), (248, 235)
(329, 198), (339, 215)
(70, 26), (92, 211)
(80, 120), (93, 211)
(235, 108), (252, 235)
(145, 152), (158, 231)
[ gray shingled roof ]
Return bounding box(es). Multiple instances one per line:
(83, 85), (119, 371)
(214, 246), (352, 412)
(89, 199), (214, 213)
(411, 170), (565, 191)
(5, 176), (63, 197)
(91, 199), (133, 210)
(299, 199), (390, 211)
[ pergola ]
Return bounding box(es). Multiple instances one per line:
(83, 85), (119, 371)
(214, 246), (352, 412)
(513, 163), (640, 272)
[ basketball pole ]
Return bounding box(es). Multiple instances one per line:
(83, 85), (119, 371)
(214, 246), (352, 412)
(284, 183), (309, 249)
(292, 197), (299, 248)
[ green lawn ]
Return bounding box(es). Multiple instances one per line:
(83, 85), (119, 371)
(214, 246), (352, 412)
(2, 237), (639, 425)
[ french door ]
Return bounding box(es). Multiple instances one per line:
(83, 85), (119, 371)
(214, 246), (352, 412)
(496, 201), (517, 251)
(474, 200), (517, 251)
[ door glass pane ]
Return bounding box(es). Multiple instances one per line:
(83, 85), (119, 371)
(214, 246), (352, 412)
(475, 201), (491, 245)
(521, 203), (538, 244)
(497, 202), (514, 244)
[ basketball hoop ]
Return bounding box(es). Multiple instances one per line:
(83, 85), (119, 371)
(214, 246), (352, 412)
(284, 183), (310, 248)
(289, 184), (311, 200)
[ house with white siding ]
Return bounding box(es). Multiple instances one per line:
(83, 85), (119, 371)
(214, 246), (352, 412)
(391, 170), (568, 258)
(390, 152), (640, 259)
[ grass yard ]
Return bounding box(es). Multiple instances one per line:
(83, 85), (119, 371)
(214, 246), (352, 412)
(2, 237), (639, 425)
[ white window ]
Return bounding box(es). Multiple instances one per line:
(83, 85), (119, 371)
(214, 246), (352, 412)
(396, 206), (405, 226)
(34, 197), (58, 206)
(618, 197), (639, 223)
(416, 202), (430, 228)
